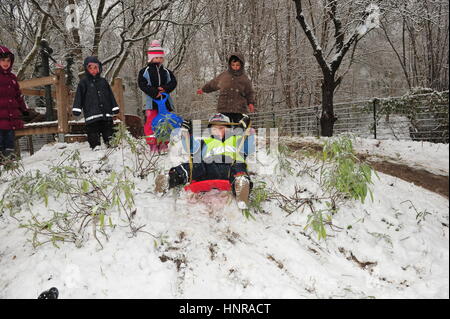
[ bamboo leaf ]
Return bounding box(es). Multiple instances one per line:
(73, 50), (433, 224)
(82, 180), (89, 193)
(99, 212), (105, 228)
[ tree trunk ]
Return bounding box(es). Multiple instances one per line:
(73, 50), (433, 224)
(320, 75), (337, 136)
(67, 0), (84, 74)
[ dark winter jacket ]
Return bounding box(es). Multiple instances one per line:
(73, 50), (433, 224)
(202, 53), (255, 114)
(137, 62), (177, 111)
(72, 56), (119, 124)
(0, 45), (29, 130)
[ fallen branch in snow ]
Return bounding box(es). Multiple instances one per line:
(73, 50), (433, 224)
(0, 125), (164, 249)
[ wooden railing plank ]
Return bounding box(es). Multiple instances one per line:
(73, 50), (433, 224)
(15, 124), (59, 137)
(112, 78), (126, 123)
(21, 88), (46, 97)
(18, 75), (57, 90)
(16, 71), (124, 141)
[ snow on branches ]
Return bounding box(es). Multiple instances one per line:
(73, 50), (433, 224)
(357, 3), (381, 36)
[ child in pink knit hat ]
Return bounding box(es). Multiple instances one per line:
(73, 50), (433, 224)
(137, 40), (177, 151)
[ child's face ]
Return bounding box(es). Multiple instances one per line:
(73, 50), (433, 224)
(151, 57), (164, 64)
(211, 125), (227, 139)
(0, 57), (11, 70)
(87, 63), (100, 76)
(230, 61), (241, 71)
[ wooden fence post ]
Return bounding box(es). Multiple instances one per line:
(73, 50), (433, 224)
(28, 136), (34, 155)
(112, 78), (125, 123)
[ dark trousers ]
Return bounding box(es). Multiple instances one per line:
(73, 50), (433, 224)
(86, 120), (114, 149)
(171, 162), (251, 193)
(0, 129), (15, 156)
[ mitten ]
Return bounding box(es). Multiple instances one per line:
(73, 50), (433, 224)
(239, 114), (251, 129)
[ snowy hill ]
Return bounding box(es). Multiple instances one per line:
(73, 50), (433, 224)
(0, 134), (448, 299)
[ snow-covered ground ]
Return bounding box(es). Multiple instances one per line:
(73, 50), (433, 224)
(0, 135), (448, 299)
(288, 136), (449, 176)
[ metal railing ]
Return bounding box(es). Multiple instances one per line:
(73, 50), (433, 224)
(179, 91), (449, 143)
(18, 91), (448, 155)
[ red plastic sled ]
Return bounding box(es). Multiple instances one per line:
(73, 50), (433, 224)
(184, 180), (231, 193)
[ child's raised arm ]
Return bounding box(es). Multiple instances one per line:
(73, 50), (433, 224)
(201, 75), (221, 93)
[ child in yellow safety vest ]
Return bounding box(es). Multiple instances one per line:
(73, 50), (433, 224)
(155, 113), (254, 209)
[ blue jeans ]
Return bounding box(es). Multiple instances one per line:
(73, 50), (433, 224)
(0, 130), (15, 155)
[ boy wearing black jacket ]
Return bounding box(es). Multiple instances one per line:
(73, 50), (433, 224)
(72, 56), (119, 149)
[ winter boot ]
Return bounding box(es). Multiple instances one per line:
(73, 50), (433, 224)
(234, 175), (250, 209)
(38, 287), (59, 299)
(155, 173), (169, 193)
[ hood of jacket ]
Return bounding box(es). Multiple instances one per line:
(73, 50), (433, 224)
(0, 45), (14, 73)
(228, 52), (245, 76)
(83, 56), (103, 77)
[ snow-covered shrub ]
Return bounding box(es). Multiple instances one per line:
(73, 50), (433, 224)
(153, 117), (177, 144)
(109, 122), (161, 179)
(266, 136), (378, 240)
(373, 90), (449, 143)
(0, 124), (163, 249)
(248, 181), (269, 215)
(320, 135), (377, 204)
(0, 149), (138, 249)
(0, 154), (23, 179)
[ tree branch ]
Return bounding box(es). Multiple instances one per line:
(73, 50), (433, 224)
(17, 0), (55, 80)
(29, 0), (65, 35)
(107, 1), (173, 80)
(379, 19), (411, 88)
(292, 0), (331, 75)
(327, 0), (344, 52)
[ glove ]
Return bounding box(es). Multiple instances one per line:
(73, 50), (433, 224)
(196, 89), (203, 95)
(239, 114), (251, 129)
(182, 119), (192, 133)
(148, 87), (159, 99)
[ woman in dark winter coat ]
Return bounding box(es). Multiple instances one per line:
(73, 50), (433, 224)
(72, 56), (119, 149)
(0, 45), (29, 160)
(197, 52), (255, 123)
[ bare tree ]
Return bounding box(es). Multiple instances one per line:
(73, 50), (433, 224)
(292, 0), (381, 136)
(381, 0), (449, 91)
(0, 0), (56, 80)
(2, 0), (446, 121)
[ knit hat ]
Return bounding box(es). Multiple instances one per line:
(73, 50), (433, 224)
(0, 45), (14, 72)
(208, 113), (231, 127)
(83, 56), (103, 74)
(147, 40), (165, 62)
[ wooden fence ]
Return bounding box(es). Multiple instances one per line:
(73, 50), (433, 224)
(15, 68), (125, 153)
